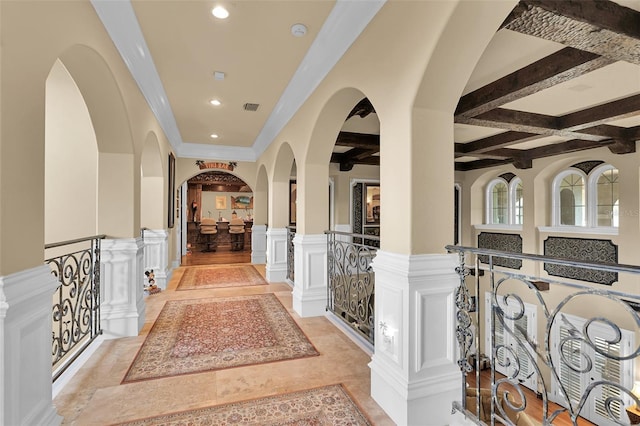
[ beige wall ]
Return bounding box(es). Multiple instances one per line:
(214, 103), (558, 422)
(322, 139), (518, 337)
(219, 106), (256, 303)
(458, 146), (640, 385)
(45, 60), (98, 245)
(0, 1), (174, 274)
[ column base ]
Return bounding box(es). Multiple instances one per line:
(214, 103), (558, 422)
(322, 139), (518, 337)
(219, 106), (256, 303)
(1, 265), (62, 425)
(142, 229), (169, 290)
(292, 233), (327, 317)
(370, 356), (460, 426)
(251, 224), (267, 264)
(266, 228), (287, 282)
(100, 238), (145, 339)
(370, 250), (462, 425)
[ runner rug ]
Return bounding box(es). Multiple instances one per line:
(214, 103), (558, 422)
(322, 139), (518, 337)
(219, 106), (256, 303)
(113, 384), (371, 425)
(122, 294), (319, 382)
(177, 264), (267, 290)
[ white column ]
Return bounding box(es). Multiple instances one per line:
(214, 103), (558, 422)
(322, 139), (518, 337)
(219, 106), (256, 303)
(265, 227), (287, 282)
(251, 224), (267, 264)
(292, 233), (327, 317)
(142, 229), (170, 290)
(1, 265), (62, 425)
(369, 251), (461, 426)
(100, 237), (145, 339)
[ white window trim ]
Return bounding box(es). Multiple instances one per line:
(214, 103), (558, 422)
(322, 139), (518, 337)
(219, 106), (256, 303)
(475, 223), (523, 232)
(485, 176), (523, 227)
(486, 178), (507, 225)
(509, 177), (523, 225)
(552, 169), (587, 227)
(587, 163), (617, 229)
(552, 165), (619, 232)
(537, 225), (618, 236)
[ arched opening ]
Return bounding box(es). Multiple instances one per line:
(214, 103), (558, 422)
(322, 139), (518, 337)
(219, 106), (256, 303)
(44, 59), (98, 245)
(184, 170), (254, 263)
(140, 132), (164, 230)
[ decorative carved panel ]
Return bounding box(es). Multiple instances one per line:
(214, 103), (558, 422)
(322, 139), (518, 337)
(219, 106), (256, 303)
(543, 237), (618, 285)
(477, 232), (523, 269)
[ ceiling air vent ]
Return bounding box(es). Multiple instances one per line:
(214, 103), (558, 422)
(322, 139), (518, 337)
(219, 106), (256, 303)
(243, 103), (260, 112)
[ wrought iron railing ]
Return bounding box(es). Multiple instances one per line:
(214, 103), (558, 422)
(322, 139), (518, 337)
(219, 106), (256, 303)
(447, 245), (640, 426)
(287, 226), (296, 283)
(326, 230), (379, 345)
(45, 235), (105, 382)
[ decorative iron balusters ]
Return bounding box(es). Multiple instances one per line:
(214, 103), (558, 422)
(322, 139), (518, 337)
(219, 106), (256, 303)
(447, 245), (640, 426)
(46, 235), (105, 381)
(287, 226), (296, 283)
(326, 230), (379, 345)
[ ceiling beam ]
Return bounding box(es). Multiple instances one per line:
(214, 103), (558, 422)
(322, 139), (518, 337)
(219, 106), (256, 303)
(504, 0), (640, 65)
(335, 131), (380, 149)
(456, 47), (613, 118)
(456, 131), (539, 154)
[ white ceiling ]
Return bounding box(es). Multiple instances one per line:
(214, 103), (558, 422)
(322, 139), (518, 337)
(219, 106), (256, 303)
(91, 0), (385, 161)
(91, 0), (640, 168)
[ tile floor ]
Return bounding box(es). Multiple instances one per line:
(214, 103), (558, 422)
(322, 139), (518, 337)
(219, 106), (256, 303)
(53, 264), (395, 425)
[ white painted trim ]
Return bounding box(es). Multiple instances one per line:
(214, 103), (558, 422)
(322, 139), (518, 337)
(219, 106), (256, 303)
(91, 0), (386, 160)
(266, 227), (288, 282)
(0, 265), (62, 426)
(537, 226), (618, 236)
(292, 233), (328, 317)
(552, 168), (587, 227)
(370, 250), (461, 426)
(251, 224), (268, 264)
(474, 224), (523, 232)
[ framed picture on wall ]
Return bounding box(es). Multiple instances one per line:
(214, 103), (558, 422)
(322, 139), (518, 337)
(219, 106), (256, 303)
(168, 152), (175, 228)
(215, 196), (227, 210)
(289, 180), (297, 225)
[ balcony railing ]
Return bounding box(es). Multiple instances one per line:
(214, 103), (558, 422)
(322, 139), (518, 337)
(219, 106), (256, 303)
(447, 245), (640, 426)
(45, 235), (105, 382)
(326, 230), (379, 345)
(287, 226), (296, 283)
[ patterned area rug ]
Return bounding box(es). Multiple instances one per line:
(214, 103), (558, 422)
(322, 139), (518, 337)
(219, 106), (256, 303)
(113, 384), (371, 425)
(177, 265), (267, 290)
(122, 294), (318, 382)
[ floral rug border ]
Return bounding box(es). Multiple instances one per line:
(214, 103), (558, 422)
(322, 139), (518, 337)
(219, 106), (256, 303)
(111, 384), (372, 426)
(177, 264), (267, 290)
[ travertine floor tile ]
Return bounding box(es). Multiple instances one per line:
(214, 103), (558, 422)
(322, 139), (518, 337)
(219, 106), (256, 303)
(54, 263), (394, 425)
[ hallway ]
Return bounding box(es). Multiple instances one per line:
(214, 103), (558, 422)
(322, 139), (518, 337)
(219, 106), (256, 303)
(53, 262), (394, 425)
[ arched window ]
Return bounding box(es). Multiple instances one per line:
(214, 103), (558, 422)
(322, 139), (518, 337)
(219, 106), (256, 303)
(552, 161), (619, 229)
(486, 173), (523, 226)
(592, 164), (619, 228)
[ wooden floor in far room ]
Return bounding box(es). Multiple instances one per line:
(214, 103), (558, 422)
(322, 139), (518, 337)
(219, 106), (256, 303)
(181, 245), (252, 266)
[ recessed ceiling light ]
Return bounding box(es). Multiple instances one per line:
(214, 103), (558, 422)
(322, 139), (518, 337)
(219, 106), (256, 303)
(210, 134), (219, 139)
(212, 6), (229, 19)
(291, 23), (307, 37)
(210, 99), (221, 106)
(213, 71), (225, 80)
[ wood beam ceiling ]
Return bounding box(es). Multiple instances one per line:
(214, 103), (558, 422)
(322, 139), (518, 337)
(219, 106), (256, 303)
(329, 1), (640, 172)
(455, 0), (640, 171)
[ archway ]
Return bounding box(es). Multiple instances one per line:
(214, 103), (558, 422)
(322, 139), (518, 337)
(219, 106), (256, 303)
(45, 59), (99, 245)
(183, 170), (254, 263)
